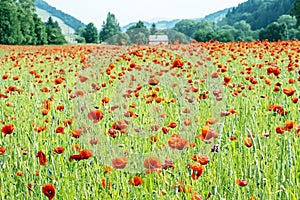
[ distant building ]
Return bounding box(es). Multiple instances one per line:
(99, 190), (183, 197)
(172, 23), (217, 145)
(148, 35), (169, 45)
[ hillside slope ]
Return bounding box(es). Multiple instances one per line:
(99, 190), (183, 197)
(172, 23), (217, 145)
(35, 0), (85, 34)
(220, 0), (295, 29)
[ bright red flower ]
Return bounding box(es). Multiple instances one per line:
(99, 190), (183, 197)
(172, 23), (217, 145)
(42, 184), (56, 200)
(244, 137), (253, 147)
(2, 124), (14, 137)
(236, 179), (248, 187)
(130, 176), (143, 186)
(282, 87), (296, 96)
(69, 149), (93, 162)
(0, 147), (6, 155)
(53, 147), (65, 154)
(36, 150), (48, 165)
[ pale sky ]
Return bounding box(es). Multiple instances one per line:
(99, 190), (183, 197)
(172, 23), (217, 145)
(45, 0), (247, 28)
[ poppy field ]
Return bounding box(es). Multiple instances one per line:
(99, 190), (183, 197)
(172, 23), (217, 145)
(0, 40), (300, 199)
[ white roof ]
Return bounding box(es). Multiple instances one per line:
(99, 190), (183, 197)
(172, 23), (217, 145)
(149, 35), (168, 42)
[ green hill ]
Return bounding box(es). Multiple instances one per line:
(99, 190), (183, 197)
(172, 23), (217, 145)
(220, 0), (295, 30)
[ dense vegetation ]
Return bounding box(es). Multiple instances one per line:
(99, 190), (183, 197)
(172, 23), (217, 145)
(170, 0), (300, 43)
(0, 0), (66, 45)
(220, 0), (294, 30)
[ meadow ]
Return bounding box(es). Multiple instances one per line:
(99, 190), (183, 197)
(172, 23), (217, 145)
(0, 40), (300, 199)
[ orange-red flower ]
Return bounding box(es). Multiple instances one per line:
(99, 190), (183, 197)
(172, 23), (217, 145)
(192, 191), (203, 200)
(192, 154), (210, 165)
(167, 134), (189, 150)
(196, 125), (218, 141)
(282, 87), (296, 96)
(87, 110), (104, 123)
(69, 149), (93, 162)
(36, 150), (48, 165)
(130, 176), (143, 186)
(143, 157), (162, 170)
(70, 129), (82, 138)
(53, 147), (65, 154)
(42, 184), (56, 200)
(168, 121), (177, 128)
(148, 76), (159, 86)
(284, 120), (296, 131)
(55, 126), (64, 134)
(2, 124), (14, 137)
(0, 147), (6, 155)
(236, 179), (247, 187)
(189, 163), (204, 180)
(276, 126), (285, 134)
(244, 137), (252, 147)
(172, 58), (184, 68)
(112, 157), (129, 169)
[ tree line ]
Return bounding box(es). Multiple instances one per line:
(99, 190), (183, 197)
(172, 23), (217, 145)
(0, 0), (66, 45)
(80, 0), (300, 44)
(1, 0), (300, 45)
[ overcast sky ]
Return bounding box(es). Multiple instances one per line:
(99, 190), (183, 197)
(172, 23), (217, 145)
(45, 0), (247, 28)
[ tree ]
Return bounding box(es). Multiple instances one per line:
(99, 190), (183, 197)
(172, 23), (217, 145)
(159, 29), (189, 44)
(99, 12), (121, 43)
(0, 1), (22, 44)
(45, 17), (66, 44)
(173, 19), (197, 38)
(150, 23), (157, 35)
(33, 13), (47, 45)
(126, 20), (150, 44)
(82, 23), (98, 43)
(259, 22), (287, 41)
(17, 0), (36, 44)
(105, 32), (130, 45)
(194, 30), (217, 42)
(292, 0), (300, 26)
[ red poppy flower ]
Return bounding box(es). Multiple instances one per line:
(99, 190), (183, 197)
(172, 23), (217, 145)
(55, 126), (64, 134)
(196, 126), (218, 141)
(36, 150), (48, 165)
(0, 147), (6, 155)
(168, 121), (177, 128)
(244, 137), (252, 147)
(87, 110), (104, 123)
(129, 176), (143, 186)
(71, 129), (83, 138)
(172, 58), (184, 68)
(148, 76), (159, 85)
(223, 76), (232, 85)
(69, 149), (93, 162)
(282, 87), (296, 96)
(192, 192), (203, 200)
(112, 157), (129, 169)
(167, 134), (189, 150)
(284, 120), (296, 131)
(189, 163), (204, 180)
(236, 179), (247, 187)
(192, 155), (210, 165)
(276, 126), (285, 134)
(2, 124), (14, 137)
(56, 105), (64, 111)
(143, 157), (162, 170)
(42, 184), (56, 200)
(53, 147), (65, 154)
